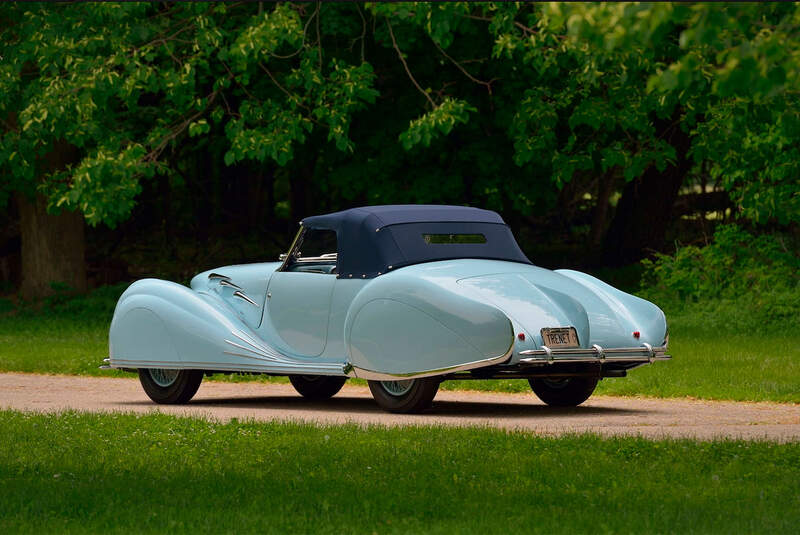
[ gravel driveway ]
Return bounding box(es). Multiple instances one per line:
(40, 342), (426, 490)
(1, 372), (798, 441)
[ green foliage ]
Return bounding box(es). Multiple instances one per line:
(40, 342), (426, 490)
(0, 3), (379, 225)
(399, 97), (475, 150)
(5, 282), (127, 323)
(2, 411), (800, 533)
(0, 1), (797, 258)
(640, 225), (800, 327)
(224, 100), (312, 166)
(563, 2), (800, 224)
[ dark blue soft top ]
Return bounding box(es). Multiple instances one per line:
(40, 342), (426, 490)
(301, 205), (531, 278)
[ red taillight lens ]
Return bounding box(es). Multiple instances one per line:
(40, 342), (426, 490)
(517, 333), (525, 341)
(633, 331), (641, 339)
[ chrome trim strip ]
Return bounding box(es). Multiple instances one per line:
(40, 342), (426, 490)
(219, 279), (243, 290)
(278, 226), (304, 272)
(293, 253), (338, 263)
(107, 358), (348, 376)
(346, 327), (515, 380)
(518, 344), (670, 365)
(232, 290), (259, 307)
(208, 272), (231, 281)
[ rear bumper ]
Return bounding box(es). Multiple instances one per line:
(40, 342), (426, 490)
(518, 343), (670, 366)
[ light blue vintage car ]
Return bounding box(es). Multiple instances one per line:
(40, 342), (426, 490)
(105, 205), (670, 413)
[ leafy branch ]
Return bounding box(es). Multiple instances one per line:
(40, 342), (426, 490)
(386, 18), (436, 108)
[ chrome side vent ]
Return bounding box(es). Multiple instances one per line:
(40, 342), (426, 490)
(219, 279), (243, 290)
(233, 290), (259, 307)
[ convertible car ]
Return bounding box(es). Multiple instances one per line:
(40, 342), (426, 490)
(104, 205), (670, 413)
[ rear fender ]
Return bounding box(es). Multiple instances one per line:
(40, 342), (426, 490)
(344, 271), (514, 379)
(555, 269), (668, 346)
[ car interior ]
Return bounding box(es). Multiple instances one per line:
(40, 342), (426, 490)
(284, 229), (338, 274)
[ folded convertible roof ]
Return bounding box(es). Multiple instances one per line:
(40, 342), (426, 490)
(301, 205), (531, 279)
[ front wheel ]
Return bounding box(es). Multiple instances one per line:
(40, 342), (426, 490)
(289, 375), (347, 400)
(367, 378), (440, 413)
(138, 368), (204, 404)
(528, 376), (598, 407)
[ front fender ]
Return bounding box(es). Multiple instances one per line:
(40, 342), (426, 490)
(109, 279), (256, 368)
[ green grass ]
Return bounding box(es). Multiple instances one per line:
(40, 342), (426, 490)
(443, 315), (800, 403)
(1, 410), (798, 534)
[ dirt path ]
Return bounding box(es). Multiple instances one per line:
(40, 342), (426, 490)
(1, 372), (798, 441)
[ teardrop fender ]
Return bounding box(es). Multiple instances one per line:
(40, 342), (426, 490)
(109, 279), (259, 368)
(109, 279), (343, 375)
(343, 272), (515, 380)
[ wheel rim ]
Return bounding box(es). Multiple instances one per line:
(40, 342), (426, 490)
(380, 379), (414, 396)
(149, 368), (179, 387)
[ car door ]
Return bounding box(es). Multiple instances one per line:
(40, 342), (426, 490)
(265, 229), (338, 357)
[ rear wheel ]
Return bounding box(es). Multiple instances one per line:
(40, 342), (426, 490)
(289, 375), (347, 400)
(367, 378), (440, 413)
(138, 368), (203, 404)
(528, 377), (598, 407)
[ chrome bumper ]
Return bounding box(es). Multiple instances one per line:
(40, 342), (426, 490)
(518, 343), (670, 366)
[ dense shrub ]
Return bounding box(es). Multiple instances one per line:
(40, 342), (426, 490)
(1, 282), (129, 324)
(639, 225), (799, 329)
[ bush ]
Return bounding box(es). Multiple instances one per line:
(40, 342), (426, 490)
(2, 282), (129, 324)
(639, 225), (799, 329)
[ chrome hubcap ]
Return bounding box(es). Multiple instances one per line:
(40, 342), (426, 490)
(541, 378), (570, 389)
(149, 368), (179, 387)
(380, 379), (414, 396)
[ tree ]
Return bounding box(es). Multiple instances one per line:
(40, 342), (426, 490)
(2, 3), (798, 296)
(0, 3), (379, 296)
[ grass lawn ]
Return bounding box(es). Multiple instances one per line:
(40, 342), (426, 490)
(1, 311), (798, 403)
(1, 410), (798, 534)
(445, 316), (800, 403)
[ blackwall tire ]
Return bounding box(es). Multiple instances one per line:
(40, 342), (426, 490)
(367, 378), (440, 413)
(137, 368), (204, 404)
(289, 375), (347, 400)
(528, 377), (598, 407)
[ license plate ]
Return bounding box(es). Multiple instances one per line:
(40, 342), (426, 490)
(540, 327), (580, 348)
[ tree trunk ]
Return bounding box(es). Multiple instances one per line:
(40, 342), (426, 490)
(589, 171), (616, 246)
(289, 158), (316, 226)
(17, 138), (86, 299)
(17, 193), (87, 298)
(603, 114), (693, 265)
